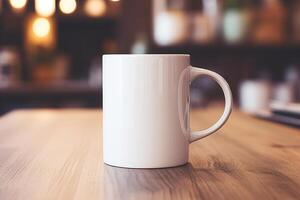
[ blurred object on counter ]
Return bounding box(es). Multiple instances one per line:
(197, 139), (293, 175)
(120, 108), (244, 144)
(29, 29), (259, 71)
(273, 83), (295, 104)
(222, 0), (252, 44)
(30, 48), (55, 83)
(271, 102), (300, 119)
(240, 64), (300, 114)
(9, 0), (27, 13)
(25, 15), (56, 50)
(191, 9), (212, 44)
(239, 80), (272, 113)
(189, 0), (215, 44)
(153, 11), (189, 45)
(292, 1), (300, 42)
(0, 47), (21, 87)
(153, 0), (190, 45)
(84, 0), (107, 17)
(131, 32), (149, 54)
(202, 0), (222, 41)
(30, 48), (69, 84)
(52, 54), (70, 82)
(255, 102), (300, 128)
(153, 0), (222, 45)
(285, 65), (300, 101)
(59, 0), (77, 15)
(252, 0), (286, 44)
(89, 57), (102, 87)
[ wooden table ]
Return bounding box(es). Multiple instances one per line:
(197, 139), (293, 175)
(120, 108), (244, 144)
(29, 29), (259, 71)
(0, 107), (300, 200)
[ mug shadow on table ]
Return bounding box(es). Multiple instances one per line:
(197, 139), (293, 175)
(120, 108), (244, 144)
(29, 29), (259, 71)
(102, 156), (300, 200)
(102, 163), (221, 199)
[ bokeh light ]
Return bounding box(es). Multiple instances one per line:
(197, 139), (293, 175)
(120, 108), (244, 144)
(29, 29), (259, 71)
(32, 17), (51, 38)
(84, 0), (106, 17)
(59, 0), (77, 14)
(35, 0), (56, 17)
(9, 0), (27, 10)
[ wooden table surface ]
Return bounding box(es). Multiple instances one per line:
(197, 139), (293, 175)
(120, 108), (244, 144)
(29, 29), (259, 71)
(0, 107), (300, 200)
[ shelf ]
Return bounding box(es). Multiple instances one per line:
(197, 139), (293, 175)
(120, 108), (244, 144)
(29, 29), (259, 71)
(0, 81), (102, 114)
(57, 15), (118, 24)
(150, 44), (300, 56)
(0, 81), (101, 97)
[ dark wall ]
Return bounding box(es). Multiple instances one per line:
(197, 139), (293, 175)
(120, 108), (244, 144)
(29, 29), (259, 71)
(119, 0), (152, 52)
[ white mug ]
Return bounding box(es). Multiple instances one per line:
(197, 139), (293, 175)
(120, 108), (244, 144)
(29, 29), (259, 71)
(239, 80), (272, 113)
(103, 54), (232, 168)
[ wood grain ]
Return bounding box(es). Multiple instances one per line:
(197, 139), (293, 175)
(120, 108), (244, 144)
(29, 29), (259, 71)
(0, 107), (300, 200)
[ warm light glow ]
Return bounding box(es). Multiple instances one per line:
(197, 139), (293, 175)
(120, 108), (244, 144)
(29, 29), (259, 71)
(32, 17), (51, 38)
(110, 0), (120, 2)
(35, 0), (55, 17)
(59, 0), (77, 14)
(9, 0), (27, 10)
(84, 0), (106, 17)
(25, 15), (56, 49)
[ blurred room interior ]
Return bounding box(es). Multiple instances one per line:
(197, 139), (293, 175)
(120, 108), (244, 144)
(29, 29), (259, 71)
(0, 0), (299, 125)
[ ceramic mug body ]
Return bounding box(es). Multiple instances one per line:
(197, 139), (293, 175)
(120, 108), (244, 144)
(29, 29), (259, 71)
(103, 54), (232, 168)
(103, 55), (190, 168)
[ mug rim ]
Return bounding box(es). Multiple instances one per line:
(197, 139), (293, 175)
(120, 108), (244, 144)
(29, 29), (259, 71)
(103, 54), (190, 57)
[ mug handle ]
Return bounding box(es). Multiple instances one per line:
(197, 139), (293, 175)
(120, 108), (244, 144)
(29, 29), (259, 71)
(178, 66), (233, 143)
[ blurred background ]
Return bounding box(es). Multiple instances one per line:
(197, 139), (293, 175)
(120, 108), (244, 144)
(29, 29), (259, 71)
(0, 0), (299, 118)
